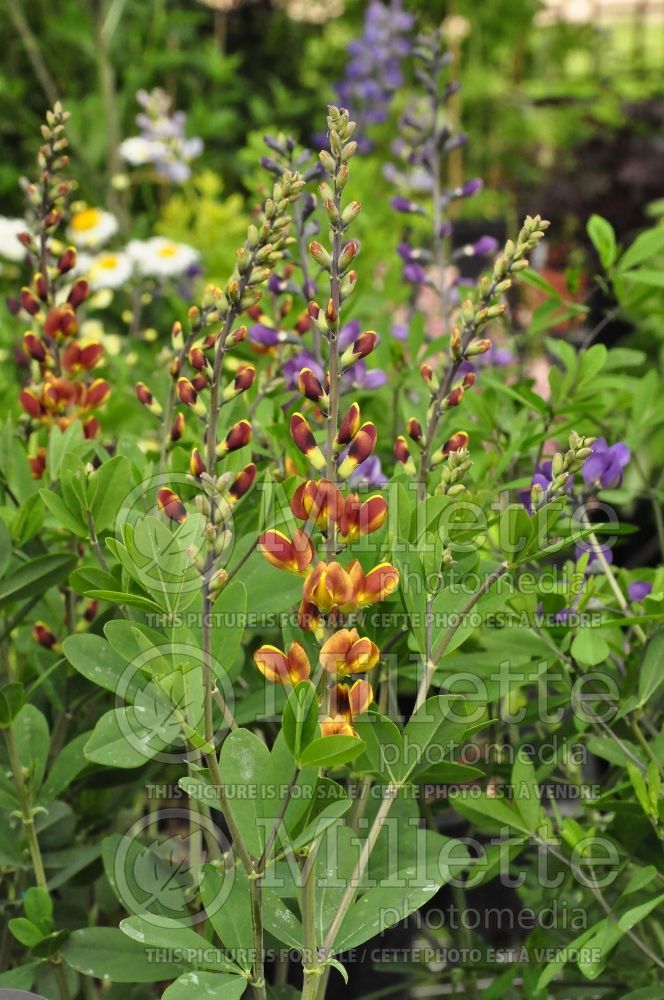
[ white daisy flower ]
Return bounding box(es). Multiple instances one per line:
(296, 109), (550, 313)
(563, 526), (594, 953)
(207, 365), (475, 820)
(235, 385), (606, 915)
(0, 217), (27, 261)
(67, 207), (119, 248)
(84, 250), (133, 290)
(127, 236), (200, 278)
(119, 136), (166, 167)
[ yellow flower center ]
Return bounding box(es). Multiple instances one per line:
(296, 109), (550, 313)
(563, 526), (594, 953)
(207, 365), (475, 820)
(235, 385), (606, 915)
(157, 244), (178, 258)
(97, 255), (119, 270)
(71, 208), (102, 232)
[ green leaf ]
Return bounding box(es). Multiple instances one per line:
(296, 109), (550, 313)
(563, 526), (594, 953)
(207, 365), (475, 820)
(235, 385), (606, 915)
(0, 962), (40, 989)
(23, 887), (53, 934)
(637, 630), (664, 707)
(85, 588), (163, 612)
(211, 580), (247, 676)
(40, 732), (90, 801)
(394, 696), (469, 782)
(499, 504), (534, 562)
(282, 681), (318, 759)
(587, 214), (617, 269)
(0, 681), (25, 727)
(512, 752), (542, 832)
(120, 916), (240, 973)
(200, 864), (253, 971)
(579, 893), (664, 980)
(299, 735), (366, 769)
(40, 489), (88, 536)
(61, 927), (186, 982)
(353, 712), (402, 782)
(618, 226), (664, 270)
(448, 790), (533, 834)
(88, 455), (134, 531)
(84, 708), (168, 768)
(9, 918), (45, 949)
(571, 629), (610, 667)
(12, 705), (50, 792)
(0, 553), (77, 609)
(162, 971), (249, 1000)
(218, 727), (271, 856)
(62, 633), (132, 697)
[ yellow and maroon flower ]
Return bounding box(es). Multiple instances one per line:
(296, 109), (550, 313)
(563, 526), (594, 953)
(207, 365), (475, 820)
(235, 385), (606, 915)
(43, 304), (77, 340)
(337, 494), (388, 544)
(83, 378), (111, 410)
(291, 479), (342, 530)
(347, 559), (400, 608)
(443, 430), (469, 454)
(217, 419), (253, 458)
(290, 412), (326, 472)
(298, 367), (328, 411)
(340, 330), (377, 369)
(62, 341), (104, 373)
(177, 377), (206, 417)
(320, 679), (373, 737)
(222, 364), (256, 402)
(259, 528), (315, 575)
(135, 381), (163, 417)
(190, 448), (206, 478)
(303, 561), (354, 614)
(406, 418), (423, 444)
(337, 422), (377, 479)
(297, 599), (324, 638)
(320, 627), (379, 676)
(229, 463), (257, 502)
(67, 278), (89, 309)
(335, 402), (361, 452)
(254, 640), (311, 685)
(157, 487), (188, 523)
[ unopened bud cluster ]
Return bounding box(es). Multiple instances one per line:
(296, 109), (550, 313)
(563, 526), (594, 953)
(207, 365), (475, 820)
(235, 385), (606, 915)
(530, 432), (596, 511)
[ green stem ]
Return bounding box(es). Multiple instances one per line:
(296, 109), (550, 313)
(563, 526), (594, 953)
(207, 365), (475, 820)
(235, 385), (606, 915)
(4, 727), (47, 890)
(301, 848), (322, 1000)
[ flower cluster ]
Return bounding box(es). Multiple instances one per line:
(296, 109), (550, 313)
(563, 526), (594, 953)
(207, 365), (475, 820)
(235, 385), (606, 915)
(253, 108), (399, 739)
(11, 105), (110, 474)
(119, 87), (203, 184)
(148, 167), (305, 594)
(336, 0), (414, 150)
(396, 215), (550, 500)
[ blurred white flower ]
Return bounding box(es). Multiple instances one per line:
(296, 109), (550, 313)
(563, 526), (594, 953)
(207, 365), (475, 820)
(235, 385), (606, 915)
(67, 208), (119, 248)
(119, 135), (166, 167)
(127, 237), (200, 278)
(84, 250), (134, 290)
(0, 216), (27, 261)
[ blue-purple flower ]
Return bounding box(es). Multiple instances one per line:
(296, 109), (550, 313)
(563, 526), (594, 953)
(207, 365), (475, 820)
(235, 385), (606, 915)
(628, 580), (653, 602)
(349, 455), (388, 488)
(120, 88), (203, 184)
(582, 438), (630, 489)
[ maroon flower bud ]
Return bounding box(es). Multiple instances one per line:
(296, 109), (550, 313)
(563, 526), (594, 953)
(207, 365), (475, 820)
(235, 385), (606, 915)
(57, 247), (77, 273)
(172, 320), (184, 351)
(217, 419), (253, 457)
(445, 386), (464, 409)
(34, 273), (49, 302)
(443, 431), (469, 454)
(290, 413), (326, 471)
(338, 422), (377, 479)
(407, 418), (423, 443)
(190, 448), (206, 477)
(170, 412), (185, 442)
(33, 621), (58, 650)
(462, 372), (476, 389)
(229, 324), (247, 345)
(20, 287), (40, 316)
(157, 487), (188, 523)
(68, 279), (89, 309)
(188, 345), (208, 370)
(84, 600), (98, 622)
(336, 402), (361, 451)
(20, 390), (43, 419)
(298, 367), (328, 410)
(394, 436), (411, 464)
(229, 462), (257, 502)
(420, 363), (433, 383)
(23, 332), (46, 362)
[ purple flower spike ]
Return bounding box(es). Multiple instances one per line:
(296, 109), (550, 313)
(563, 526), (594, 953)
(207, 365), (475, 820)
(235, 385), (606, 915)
(628, 580), (653, 602)
(582, 438), (631, 489)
